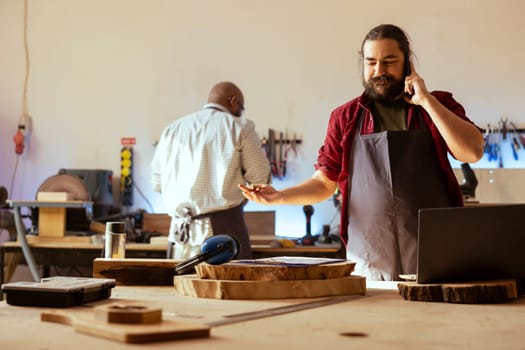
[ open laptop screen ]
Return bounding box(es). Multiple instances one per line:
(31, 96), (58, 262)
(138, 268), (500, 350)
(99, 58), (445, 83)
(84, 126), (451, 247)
(416, 204), (525, 284)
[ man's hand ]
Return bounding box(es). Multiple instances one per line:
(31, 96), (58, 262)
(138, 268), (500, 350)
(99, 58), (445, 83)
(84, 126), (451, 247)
(239, 170), (338, 206)
(403, 60), (431, 106)
(238, 183), (280, 205)
(402, 60), (484, 162)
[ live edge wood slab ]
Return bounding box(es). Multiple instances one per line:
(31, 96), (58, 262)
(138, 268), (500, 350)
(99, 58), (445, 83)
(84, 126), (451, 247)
(174, 274), (366, 299)
(175, 260), (365, 299)
(93, 258), (366, 300)
(195, 260), (356, 281)
(397, 279), (519, 304)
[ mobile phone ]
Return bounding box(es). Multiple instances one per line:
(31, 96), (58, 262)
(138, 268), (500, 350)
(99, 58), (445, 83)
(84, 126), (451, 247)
(404, 55), (411, 77)
(404, 56), (414, 98)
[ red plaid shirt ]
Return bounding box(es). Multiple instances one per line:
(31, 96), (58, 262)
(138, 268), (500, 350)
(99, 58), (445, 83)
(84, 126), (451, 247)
(315, 91), (478, 244)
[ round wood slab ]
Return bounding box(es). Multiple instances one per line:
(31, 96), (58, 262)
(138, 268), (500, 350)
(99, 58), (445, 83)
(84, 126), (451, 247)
(397, 279), (519, 304)
(174, 275), (366, 299)
(195, 260), (355, 281)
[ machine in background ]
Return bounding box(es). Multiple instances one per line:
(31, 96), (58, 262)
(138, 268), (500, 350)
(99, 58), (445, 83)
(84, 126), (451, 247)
(31, 169), (115, 233)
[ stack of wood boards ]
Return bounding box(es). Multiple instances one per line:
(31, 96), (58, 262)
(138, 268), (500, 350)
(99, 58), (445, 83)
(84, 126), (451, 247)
(174, 257), (366, 299)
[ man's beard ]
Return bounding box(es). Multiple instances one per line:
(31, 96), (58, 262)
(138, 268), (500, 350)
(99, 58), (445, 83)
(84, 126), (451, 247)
(363, 75), (405, 103)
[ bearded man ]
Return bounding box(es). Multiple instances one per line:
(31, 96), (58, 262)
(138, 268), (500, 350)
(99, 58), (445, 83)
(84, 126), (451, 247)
(239, 24), (484, 280)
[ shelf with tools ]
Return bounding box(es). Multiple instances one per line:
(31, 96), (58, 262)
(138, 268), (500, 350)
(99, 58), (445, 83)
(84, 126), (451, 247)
(478, 119), (525, 168)
(449, 119), (525, 169)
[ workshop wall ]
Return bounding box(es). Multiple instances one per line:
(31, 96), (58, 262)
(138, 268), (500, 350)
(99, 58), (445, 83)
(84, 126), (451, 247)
(1, 0), (525, 237)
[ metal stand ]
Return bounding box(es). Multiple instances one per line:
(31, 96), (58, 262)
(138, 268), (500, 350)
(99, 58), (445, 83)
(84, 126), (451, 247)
(6, 200), (93, 282)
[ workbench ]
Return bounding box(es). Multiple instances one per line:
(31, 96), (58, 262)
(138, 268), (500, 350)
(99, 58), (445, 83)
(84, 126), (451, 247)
(0, 241), (343, 286)
(1, 282), (524, 349)
(2, 200), (343, 285)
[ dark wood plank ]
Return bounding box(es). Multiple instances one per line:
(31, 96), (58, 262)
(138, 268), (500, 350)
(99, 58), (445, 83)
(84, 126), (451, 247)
(93, 258), (183, 285)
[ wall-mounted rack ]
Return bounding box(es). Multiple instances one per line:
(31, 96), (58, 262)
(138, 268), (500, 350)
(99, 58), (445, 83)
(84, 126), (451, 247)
(261, 129), (302, 179)
(269, 139), (302, 145)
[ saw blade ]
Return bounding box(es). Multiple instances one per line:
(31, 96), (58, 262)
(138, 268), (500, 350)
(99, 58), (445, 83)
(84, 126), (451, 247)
(37, 174), (90, 201)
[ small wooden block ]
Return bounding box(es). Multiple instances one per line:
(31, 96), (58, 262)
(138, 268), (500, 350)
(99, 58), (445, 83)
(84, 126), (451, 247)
(38, 207), (66, 237)
(37, 191), (73, 201)
(397, 279), (519, 304)
(94, 303), (162, 324)
(195, 261), (355, 281)
(174, 274), (366, 299)
(93, 258), (183, 286)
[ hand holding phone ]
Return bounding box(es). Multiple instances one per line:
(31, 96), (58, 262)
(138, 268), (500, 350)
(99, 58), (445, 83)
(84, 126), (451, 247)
(404, 55), (412, 77)
(403, 58), (431, 105)
(404, 57), (414, 99)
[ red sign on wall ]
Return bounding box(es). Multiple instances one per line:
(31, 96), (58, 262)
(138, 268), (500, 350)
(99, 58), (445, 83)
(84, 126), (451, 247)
(121, 137), (136, 146)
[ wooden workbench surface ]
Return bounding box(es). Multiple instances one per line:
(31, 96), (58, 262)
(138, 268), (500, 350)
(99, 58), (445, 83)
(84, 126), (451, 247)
(2, 240), (342, 253)
(1, 282), (524, 349)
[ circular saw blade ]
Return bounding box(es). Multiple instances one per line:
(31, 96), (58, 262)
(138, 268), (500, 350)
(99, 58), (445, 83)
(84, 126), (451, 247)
(37, 174), (90, 201)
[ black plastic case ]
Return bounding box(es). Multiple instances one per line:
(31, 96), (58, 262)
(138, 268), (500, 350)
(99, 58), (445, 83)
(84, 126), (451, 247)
(1, 276), (116, 307)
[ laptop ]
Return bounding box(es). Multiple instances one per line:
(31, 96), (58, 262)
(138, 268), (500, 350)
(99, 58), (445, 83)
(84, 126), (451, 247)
(413, 204), (525, 284)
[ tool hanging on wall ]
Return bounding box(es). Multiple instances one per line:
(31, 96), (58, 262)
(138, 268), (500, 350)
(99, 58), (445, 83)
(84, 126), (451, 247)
(282, 133), (298, 178)
(263, 129), (301, 179)
(268, 129), (278, 177)
(482, 118), (525, 168)
(497, 120), (504, 168)
(518, 127), (525, 149)
(510, 122), (522, 161)
(500, 117), (508, 140)
(278, 131), (284, 178)
(485, 124), (498, 163)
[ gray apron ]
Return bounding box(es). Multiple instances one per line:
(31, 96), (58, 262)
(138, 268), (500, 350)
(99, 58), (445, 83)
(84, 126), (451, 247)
(167, 204), (252, 260)
(347, 110), (451, 281)
(206, 204), (252, 259)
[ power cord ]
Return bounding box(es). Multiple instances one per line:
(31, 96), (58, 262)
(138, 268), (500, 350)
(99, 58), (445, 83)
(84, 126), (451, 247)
(9, 156), (20, 198)
(11, 0), (32, 198)
(133, 182), (154, 213)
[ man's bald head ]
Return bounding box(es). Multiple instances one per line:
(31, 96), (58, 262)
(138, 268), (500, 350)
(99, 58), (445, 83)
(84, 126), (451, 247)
(208, 81), (245, 117)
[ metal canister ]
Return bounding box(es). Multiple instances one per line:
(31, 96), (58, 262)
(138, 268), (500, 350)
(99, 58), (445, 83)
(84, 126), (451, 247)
(104, 221), (126, 259)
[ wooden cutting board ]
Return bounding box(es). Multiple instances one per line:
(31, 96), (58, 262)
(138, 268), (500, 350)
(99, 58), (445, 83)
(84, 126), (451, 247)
(195, 260), (355, 281)
(41, 300), (210, 343)
(174, 274), (366, 299)
(397, 279), (519, 303)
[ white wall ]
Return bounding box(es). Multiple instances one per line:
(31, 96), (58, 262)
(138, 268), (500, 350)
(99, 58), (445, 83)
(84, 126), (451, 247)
(2, 0), (525, 237)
